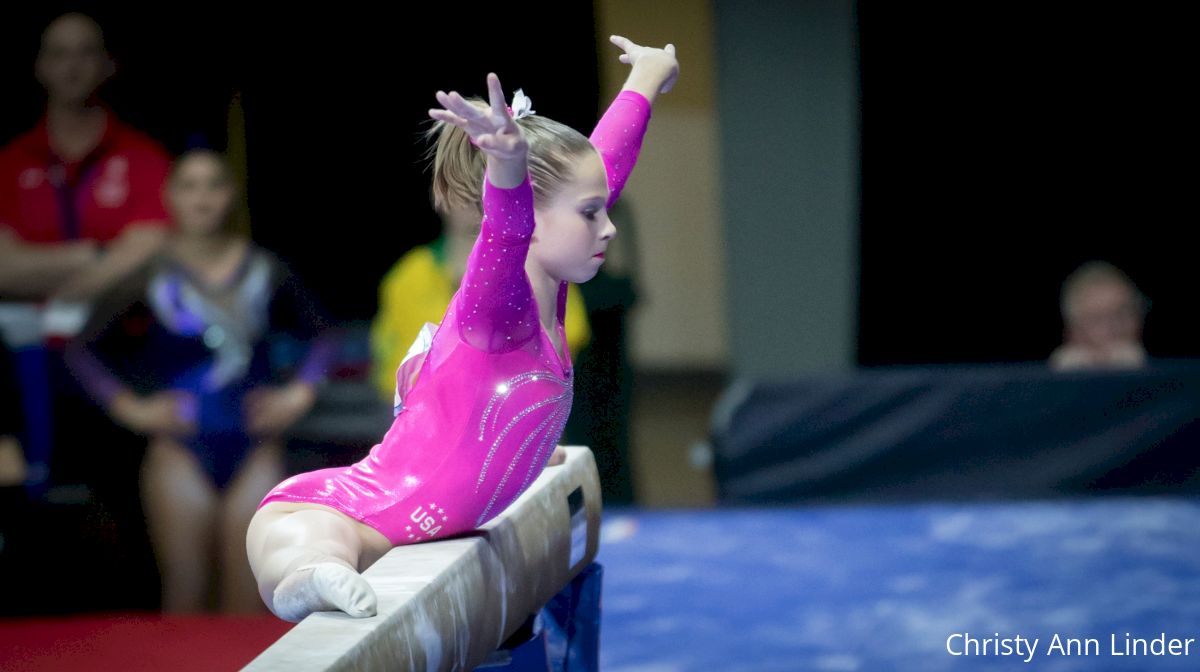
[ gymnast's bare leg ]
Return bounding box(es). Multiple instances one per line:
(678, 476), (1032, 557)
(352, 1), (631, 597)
(246, 502), (391, 621)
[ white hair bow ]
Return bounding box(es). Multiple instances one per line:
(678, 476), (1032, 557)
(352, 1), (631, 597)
(510, 89), (536, 119)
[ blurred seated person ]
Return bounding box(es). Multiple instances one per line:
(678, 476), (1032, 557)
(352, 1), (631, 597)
(0, 12), (171, 304)
(369, 201), (590, 399)
(66, 150), (336, 612)
(1050, 260), (1148, 371)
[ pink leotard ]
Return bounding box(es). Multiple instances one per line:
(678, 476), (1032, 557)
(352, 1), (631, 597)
(259, 90), (651, 545)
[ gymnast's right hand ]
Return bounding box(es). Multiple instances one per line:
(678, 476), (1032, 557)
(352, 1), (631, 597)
(429, 73), (528, 188)
(109, 389), (196, 438)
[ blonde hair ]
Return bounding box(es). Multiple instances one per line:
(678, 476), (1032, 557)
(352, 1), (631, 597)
(426, 99), (596, 214)
(1060, 260), (1147, 322)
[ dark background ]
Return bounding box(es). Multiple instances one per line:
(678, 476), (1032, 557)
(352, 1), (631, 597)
(2, 3), (1193, 365)
(857, 4), (1193, 365)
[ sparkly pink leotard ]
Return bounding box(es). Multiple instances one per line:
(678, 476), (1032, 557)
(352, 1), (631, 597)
(259, 91), (651, 545)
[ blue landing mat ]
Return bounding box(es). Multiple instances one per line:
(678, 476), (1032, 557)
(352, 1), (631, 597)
(596, 499), (1200, 671)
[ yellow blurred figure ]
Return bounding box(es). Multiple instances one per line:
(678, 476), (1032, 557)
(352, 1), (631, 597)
(370, 234), (590, 399)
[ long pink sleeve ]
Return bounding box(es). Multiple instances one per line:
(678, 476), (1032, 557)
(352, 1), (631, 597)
(455, 175), (539, 353)
(589, 90), (653, 208)
(453, 88), (652, 357)
(453, 91), (651, 352)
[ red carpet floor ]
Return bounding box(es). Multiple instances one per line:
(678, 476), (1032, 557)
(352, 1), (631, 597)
(0, 612), (294, 671)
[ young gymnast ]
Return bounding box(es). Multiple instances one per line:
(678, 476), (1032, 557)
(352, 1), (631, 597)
(247, 35), (679, 621)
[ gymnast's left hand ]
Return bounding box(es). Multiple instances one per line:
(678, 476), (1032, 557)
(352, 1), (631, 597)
(244, 381), (317, 438)
(610, 35), (679, 96)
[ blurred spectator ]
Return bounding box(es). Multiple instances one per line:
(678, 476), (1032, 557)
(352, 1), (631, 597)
(1050, 260), (1148, 371)
(0, 12), (173, 497)
(66, 150), (335, 612)
(369, 201), (591, 399)
(0, 12), (171, 303)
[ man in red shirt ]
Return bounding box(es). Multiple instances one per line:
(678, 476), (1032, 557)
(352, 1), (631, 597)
(0, 12), (171, 303)
(0, 13), (173, 505)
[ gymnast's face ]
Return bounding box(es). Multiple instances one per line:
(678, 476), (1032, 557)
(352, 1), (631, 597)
(168, 153), (237, 237)
(530, 150), (615, 284)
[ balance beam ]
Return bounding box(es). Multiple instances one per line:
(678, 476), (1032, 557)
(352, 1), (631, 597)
(244, 446), (603, 671)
